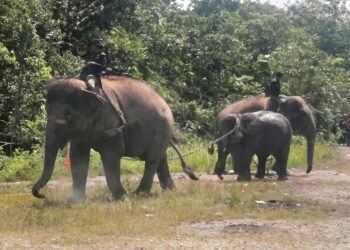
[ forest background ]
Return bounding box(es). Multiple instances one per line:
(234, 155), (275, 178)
(0, 0), (349, 156)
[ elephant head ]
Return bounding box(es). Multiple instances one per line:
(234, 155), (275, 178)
(278, 96), (316, 173)
(217, 114), (242, 147)
(216, 112), (264, 151)
(214, 113), (260, 179)
(32, 79), (117, 199)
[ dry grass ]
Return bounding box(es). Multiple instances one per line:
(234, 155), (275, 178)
(0, 144), (347, 249)
(0, 177), (327, 240)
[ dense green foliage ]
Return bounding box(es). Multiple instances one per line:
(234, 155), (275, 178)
(0, 0), (349, 152)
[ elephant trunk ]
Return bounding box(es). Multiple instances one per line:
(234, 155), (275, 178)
(305, 113), (316, 174)
(208, 143), (214, 155)
(32, 125), (62, 199)
(306, 136), (315, 174)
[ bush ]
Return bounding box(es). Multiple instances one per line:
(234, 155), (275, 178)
(0, 146), (43, 182)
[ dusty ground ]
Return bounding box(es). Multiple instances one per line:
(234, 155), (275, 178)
(126, 147), (350, 249)
(1, 147), (350, 249)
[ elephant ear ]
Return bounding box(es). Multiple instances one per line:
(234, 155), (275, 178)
(220, 114), (239, 131)
(221, 114), (244, 141)
(279, 97), (303, 118)
(240, 113), (259, 135)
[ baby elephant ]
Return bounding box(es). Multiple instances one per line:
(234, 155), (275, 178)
(214, 111), (292, 181)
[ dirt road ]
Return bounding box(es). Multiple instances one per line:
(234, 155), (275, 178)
(1, 146), (350, 249)
(142, 146), (350, 249)
(52, 147), (350, 249)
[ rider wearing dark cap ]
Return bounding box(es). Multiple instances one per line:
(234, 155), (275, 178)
(79, 39), (107, 91)
(267, 72), (283, 112)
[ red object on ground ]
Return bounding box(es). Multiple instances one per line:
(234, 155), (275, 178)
(65, 148), (71, 170)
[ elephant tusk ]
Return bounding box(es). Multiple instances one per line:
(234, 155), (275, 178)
(55, 119), (67, 124)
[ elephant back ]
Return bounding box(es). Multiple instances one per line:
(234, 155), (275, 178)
(101, 76), (174, 127)
(219, 96), (267, 118)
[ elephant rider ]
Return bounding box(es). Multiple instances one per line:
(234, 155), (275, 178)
(79, 39), (107, 91)
(267, 72), (283, 112)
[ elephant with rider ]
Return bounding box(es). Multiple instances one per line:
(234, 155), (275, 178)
(32, 76), (198, 202)
(210, 95), (316, 175)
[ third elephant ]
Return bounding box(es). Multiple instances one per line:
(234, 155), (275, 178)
(210, 95), (316, 174)
(213, 111), (292, 181)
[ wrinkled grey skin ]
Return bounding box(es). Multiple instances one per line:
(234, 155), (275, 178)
(209, 96), (316, 174)
(32, 76), (198, 202)
(214, 111), (292, 181)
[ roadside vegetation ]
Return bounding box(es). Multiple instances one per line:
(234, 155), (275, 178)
(1, 0), (350, 156)
(0, 135), (336, 183)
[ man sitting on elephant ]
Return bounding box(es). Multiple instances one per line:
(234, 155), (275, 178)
(266, 72), (284, 112)
(79, 39), (107, 92)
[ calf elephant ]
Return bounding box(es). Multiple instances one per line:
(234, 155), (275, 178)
(32, 76), (198, 202)
(214, 111), (292, 181)
(210, 96), (316, 174)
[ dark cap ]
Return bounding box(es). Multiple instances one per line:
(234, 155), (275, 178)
(275, 72), (283, 78)
(88, 39), (104, 49)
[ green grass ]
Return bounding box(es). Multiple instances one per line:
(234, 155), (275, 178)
(0, 137), (345, 248)
(0, 135), (337, 183)
(0, 179), (324, 238)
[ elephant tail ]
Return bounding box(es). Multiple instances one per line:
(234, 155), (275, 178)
(170, 139), (199, 180)
(208, 116), (219, 155)
(208, 143), (215, 155)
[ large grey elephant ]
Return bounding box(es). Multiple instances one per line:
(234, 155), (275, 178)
(214, 111), (292, 181)
(32, 76), (198, 202)
(209, 96), (316, 174)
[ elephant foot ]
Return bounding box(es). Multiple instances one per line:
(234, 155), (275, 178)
(159, 178), (175, 190)
(216, 174), (224, 180)
(133, 189), (153, 199)
(236, 175), (251, 182)
(277, 175), (288, 181)
(272, 166), (280, 174)
(255, 173), (265, 179)
(67, 193), (86, 204)
(111, 190), (127, 201)
(157, 170), (175, 190)
(213, 170), (227, 175)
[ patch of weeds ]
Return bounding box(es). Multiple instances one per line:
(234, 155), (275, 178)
(225, 191), (242, 206)
(0, 147), (43, 182)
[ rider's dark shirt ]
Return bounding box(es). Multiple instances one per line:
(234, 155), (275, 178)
(269, 80), (281, 97)
(80, 51), (107, 80)
(84, 51), (107, 70)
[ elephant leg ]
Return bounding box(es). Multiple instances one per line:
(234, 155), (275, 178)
(236, 151), (253, 181)
(135, 159), (160, 195)
(230, 145), (240, 174)
(214, 143), (229, 179)
(69, 142), (91, 202)
(255, 154), (268, 179)
(156, 154), (175, 190)
(232, 154), (239, 174)
(271, 161), (279, 174)
(274, 149), (289, 181)
(99, 150), (126, 200)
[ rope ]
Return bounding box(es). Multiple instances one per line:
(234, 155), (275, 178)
(121, 123), (239, 162)
(167, 121), (239, 161)
(102, 83), (127, 126)
(0, 141), (14, 147)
